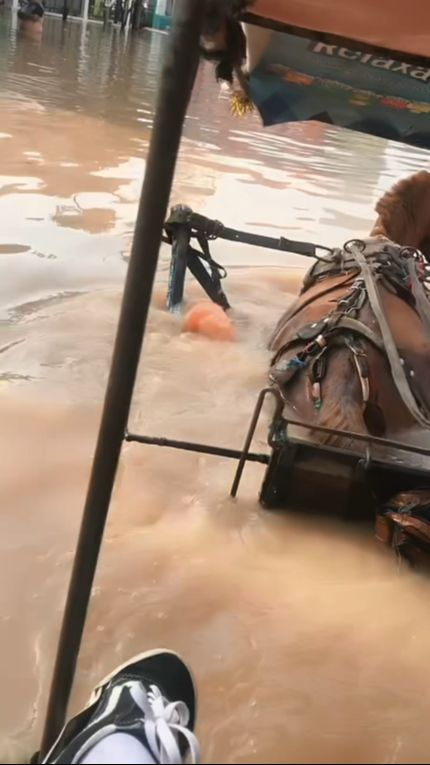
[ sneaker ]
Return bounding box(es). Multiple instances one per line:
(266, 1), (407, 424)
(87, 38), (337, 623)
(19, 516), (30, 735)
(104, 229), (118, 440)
(42, 650), (199, 764)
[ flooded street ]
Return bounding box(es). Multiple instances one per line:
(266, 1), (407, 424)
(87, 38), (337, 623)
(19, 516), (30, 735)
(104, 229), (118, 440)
(2, 11), (430, 764)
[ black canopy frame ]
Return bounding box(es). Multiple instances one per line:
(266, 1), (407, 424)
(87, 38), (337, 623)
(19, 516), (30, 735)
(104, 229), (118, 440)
(39, 0), (206, 756)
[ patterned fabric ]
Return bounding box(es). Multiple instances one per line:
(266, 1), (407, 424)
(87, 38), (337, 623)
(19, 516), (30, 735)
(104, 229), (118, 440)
(248, 28), (430, 149)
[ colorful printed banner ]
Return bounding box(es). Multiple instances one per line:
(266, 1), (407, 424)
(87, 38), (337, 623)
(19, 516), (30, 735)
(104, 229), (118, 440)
(249, 30), (430, 148)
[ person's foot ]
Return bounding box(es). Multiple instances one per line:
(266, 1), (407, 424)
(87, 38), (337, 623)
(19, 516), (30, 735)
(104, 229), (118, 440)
(42, 650), (199, 764)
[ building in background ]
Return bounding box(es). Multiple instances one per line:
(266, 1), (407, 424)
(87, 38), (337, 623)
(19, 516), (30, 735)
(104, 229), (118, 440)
(44, 0), (84, 17)
(152, 0), (173, 29)
(41, 0), (169, 25)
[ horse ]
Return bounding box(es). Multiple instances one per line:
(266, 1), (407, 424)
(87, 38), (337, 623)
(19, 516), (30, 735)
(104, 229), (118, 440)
(268, 171), (430, 449)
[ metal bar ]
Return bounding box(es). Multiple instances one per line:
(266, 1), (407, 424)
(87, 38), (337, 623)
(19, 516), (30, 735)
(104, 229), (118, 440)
(39, 1), (204, 757)
(125, 431), (269, 464)
(231, 388), (281, 498)
(281, 414), (430, 458)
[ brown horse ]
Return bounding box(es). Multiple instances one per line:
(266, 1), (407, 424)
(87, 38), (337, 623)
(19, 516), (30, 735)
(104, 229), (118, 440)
(269, 171), (430, 447)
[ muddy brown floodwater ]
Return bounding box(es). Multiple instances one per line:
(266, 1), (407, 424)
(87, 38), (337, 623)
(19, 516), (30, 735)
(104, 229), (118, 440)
(1, 11), (430, 765)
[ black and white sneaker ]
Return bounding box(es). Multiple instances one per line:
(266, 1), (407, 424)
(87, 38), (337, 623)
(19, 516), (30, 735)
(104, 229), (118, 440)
(42, 650), (199, 764)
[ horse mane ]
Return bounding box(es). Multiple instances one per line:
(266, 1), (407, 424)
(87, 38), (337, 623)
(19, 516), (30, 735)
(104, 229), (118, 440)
(370, 171), (430, 258)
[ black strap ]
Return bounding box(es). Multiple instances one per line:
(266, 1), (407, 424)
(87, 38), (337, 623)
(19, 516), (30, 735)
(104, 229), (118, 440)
(187, 249), (230, 310)
(168, 208), (330, 259)
(196, 233), (227, 279)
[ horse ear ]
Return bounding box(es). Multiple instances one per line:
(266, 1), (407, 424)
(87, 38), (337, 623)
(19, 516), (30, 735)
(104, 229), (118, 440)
(370, 188), (409, 242)
(370, 171), (430, 247)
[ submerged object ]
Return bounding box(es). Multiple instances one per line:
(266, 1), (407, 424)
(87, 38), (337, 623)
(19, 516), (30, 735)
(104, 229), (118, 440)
(183, 301), (236, 342)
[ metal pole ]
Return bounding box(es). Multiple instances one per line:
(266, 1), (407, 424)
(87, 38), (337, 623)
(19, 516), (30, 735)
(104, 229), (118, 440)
(230, 388), (282, 498)
(125, 431), (270, 464)
(40, 0), (204, 756)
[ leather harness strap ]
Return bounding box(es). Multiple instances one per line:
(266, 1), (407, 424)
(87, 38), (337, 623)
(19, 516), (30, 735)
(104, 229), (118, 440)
(407, 257), (430, 337)
(271, 238), (430, 427)
(350, 245), (430, 429)
(269, 272), (355, 350)
(335, 317), (385, 352)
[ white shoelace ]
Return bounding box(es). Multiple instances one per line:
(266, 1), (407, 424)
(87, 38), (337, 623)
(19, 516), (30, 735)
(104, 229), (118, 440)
(131, 683), (200, 765)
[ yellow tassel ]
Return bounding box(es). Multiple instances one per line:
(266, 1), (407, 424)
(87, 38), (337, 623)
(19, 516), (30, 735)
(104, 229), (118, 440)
(230, 93), (254, 118)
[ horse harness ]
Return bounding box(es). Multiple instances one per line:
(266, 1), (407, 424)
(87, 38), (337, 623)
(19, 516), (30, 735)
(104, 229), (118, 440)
(270, 238), (430, 427)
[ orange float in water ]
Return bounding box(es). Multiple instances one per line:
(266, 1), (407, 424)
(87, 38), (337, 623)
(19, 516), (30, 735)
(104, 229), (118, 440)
(183, 301), (236, 342)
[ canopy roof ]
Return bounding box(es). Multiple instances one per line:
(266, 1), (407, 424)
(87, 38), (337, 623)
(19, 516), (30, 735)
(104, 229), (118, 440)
(250, 0), (430, 58)
(242, 1), (430, 149)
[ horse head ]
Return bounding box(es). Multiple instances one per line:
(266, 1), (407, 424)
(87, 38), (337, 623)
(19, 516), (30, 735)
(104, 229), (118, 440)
(270, 173), (430, 451)
(370, 171), (430, 258)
